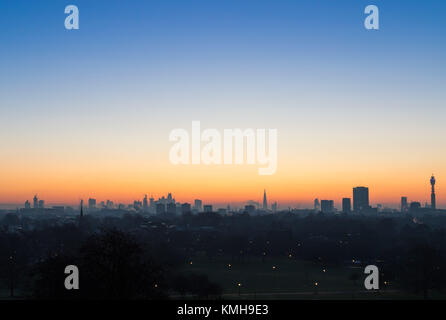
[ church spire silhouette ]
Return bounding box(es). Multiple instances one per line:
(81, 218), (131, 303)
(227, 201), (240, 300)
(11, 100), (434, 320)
(79, 199), (84, 228)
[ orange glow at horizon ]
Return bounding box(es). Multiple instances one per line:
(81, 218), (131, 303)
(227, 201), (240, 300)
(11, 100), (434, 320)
(0, 155), (443, 208)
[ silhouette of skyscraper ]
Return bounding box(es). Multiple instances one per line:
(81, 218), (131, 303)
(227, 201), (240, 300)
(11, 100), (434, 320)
(263, 189), (267, 210)
(167, 193), (173, 203)
(342, 198), (351, 213)
(194, 199), (202, 212)
(88, 198), (96, 209)
(353, 187), (369, 212)
(431, 175), (436, 210)
(181, 203), (191, 214)
(401, 196), (408, 213)
(143, 194), (148, 212)
(33, 194), (38, 209)
(321, 200), (334, 213)
(410, 201), (421, 212)
(314, 198), (320, 212)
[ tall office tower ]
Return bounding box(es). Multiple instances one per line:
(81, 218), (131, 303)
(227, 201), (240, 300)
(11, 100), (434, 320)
(194, 199), (203, 212)
(33, 195), (38, 209)
(342, 198), (351, 213)
(167, 193), (173, 203)
(314, 198), (320, 212)
(321, 200), (334, 213)
(431, 175), (436, 210)
(88, 198), (96, 209)
(203, 205), (213, 213)
(263, 189), (268, 210)
(353, 187), (369, 212)
(38, 200), (45, 209)
(401, 196), (408, 213)
(24, 200), (31, 209)
(143, 194), (148, 212)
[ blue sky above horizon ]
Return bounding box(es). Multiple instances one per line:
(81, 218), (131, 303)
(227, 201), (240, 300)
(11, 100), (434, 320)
(0, 0), (445, 208)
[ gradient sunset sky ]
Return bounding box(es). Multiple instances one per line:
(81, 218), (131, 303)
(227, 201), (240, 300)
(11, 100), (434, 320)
(1, 0), (445, 209)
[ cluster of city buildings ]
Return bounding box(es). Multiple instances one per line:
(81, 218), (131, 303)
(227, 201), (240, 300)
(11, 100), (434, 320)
(85, 193), (213, 216)
(17, 175), (439, 217)
(314, 175), (438, 215)
(82, 190), (277, 216)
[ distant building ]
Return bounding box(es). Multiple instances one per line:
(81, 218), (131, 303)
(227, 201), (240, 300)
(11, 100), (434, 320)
(134, 200), (142, 210)
(79, 200), (84, 217)
(24, 200), (31, 209)
(263, 190), (268, 210)
(401, 197), (408, 213)
(353, 187), (369, 212)
(409, 201), (421, 212)
(321, 200), (334, 213)
(194, 199), (202, 212)
(33, 195), (38, 209)
(217, 208), (227, 215)
(203, 205), (213, 213)
(431, 175), (436, 210)
(181, 203), (191, 214)
(143, 195), (148, 212)
(342, 198), (351, 213)
(88, 198), (96, 209)
(314, 198), (320, 212)
(38, 200), (45, 209)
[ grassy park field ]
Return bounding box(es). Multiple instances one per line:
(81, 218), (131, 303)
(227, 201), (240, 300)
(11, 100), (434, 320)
(179, 256), (421, 300)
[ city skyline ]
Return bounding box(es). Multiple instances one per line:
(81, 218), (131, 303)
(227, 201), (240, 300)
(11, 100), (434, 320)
(1, 1), (445, 209)
(3, 175), (440, 211)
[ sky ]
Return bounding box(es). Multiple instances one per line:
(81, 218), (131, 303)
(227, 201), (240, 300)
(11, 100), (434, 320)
(0, 0), (445, 209)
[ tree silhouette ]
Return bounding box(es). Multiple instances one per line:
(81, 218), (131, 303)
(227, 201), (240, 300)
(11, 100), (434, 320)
(32, 229), (167, 299)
